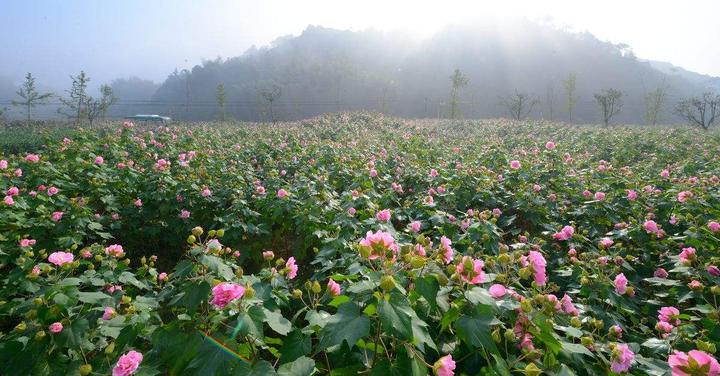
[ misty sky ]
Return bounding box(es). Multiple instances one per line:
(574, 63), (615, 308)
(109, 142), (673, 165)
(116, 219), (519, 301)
(2, 0), (719, 90)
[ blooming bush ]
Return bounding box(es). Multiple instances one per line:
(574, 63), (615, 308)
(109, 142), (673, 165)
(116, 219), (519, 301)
(1, 113), (720, 375)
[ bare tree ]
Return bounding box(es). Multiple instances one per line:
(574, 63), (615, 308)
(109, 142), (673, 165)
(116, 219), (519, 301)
(501, 91), (539, 121)
(12, 73), (53, 125)
(545, 84), (556, 121)
(644, 77), (668, 126)
(449, 69), (469, 119)
(563, 73), (578, 122)
(86, 85), (117, 126)
(594, 88), (623, 127)
(258, 84), (282, 123)
(216, 83), (227, 121)
(674, 92), (720, 131)
(58, 71), (90, 124)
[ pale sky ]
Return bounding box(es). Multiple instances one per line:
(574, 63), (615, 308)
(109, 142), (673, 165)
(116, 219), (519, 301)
(1, 0), (718, 89)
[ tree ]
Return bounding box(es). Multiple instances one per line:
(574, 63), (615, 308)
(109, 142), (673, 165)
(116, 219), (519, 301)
(545, 84), (556, 121)
(11, 73), (53, 124)
(644, 86), (668, 126)
(86, 84), (117, 125)
(563, 73), (578, 122)
(449, 69), (469, 119)
(594, 88), (623, 127)
(58, 71), (90, 124)
(216, 84), (227, 121)
(674, 92), (720, 131)
(501, 91), (539, 121)
(258, 84), (282, 123)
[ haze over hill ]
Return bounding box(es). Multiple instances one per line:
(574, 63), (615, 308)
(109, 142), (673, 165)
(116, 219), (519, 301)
(1, 19), (719, 123)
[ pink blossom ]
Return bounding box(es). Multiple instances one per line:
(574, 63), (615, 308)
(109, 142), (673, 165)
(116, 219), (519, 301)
(359, 230), (397, 260)
(14, 168), (22, 177)
(103, 307), (116, 320)
(51, 211), (63, 222)
(560, 294), (579, 316)
(594, 191), (606, 201)
(582, 189), (592, 198)
(599, 238), (614, 248)
(154, 158), (171, 170)
(430, 168), (438, 178)
(434, 355), (456, 376)
(95, 156), (104, 165)
(678, 191), (692, 203)
(47, 186), (59, 196)
(627, 190), (637, 201)
(660, 169), (670, 178)
(440, 236), (454, 264)
(489, 284), (507, 298)
(112, 350), (143, 376)
(6, 186), (19, 196)
(210, 282), (245, 309)
(262, 251), (275, 260)
(688, 280), (703, 289)
(19, 238), (36, 247)
(4, 196), (14, 206)
(552, 225), (575, 241)
(510, 160), (521, 169)
(492, 208), (502, 217)
(709, 221), (720, 233)
(286, 257), (298, 279)
(48, 251), (74, 266)
(369, 168), (378, 177)
(533, 184), (542, 192)
(545, 141), (556, 150)
(347, 207), (356, 216)
(679, 247), (696, 265)
(527, 251), (547, 286)
(658, 306), (680, 326)
(611, 325), (623, 338)
(134, 198), (142, 207)
(0, 160), (7, 169)
(105, 244), (125, 257)
(669, 350), (720, 376)
(158, 272), (168, 282)
(708, 265), (720, 277)
(654, 268), (669, 278)
(643, 220), (659, 234)
(610, 343), (634, 373)
(179, 209), (191, 219)
(376, 209), (391, 222)
(327, 279), (341, 296)
(25, 154), (40, 163)
(614, 273), (628, 294)
(49, 322), (63, 333)
(276, 188), (287, 199)
(457, 256), (485, 284)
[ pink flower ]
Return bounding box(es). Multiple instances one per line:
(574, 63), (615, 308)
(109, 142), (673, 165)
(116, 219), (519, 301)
(47, 186), (59, 196)
(594, 191), (606, 201)
(286, 257), (298, 279)
(660, 169), (670, 178)
(25, 154), (40, 163)
(492, 208), (502, 217)
(262, 251), (275, 260)
(376, 209), (391, 223)
(599, 238), (614, 248)
(112, 350), (143, 376)
(457, 256), (485, 284)
(347, 207), (356, 216)
(411, 221), (422, 233)
(440, 236), (454, 264)
(489, 284), (507, 299)
(95, 156), (104, 165)
(709, 221), (720, 233)
(359, 230), (397, 260)
(19, 238), (36, 247)
(527, 251), (547, 286)
(14, 168), (22, 177)
(510, 160), (521, 169)
(327, 279), (341, 296)
(134, 198), (142, 207)
(643, 220), (659, 234)
(430, 168), (438, 178)
(155, 158), (171, 170)
(627, 189), (637, 201)
(561, 294), (579, 316)
(49, 322), (63, 333)
(105, 244), (125, 257)
(201, 188), (212, 197)
(434, 355), (456, 376)
(708, 265), (720, 277)
(614, 273), (628, 294)
(6, 186), (19, 196)
(0, 160), (7, 169)
(103, 307), (116, 320)
(545, 141), (556, 150)
(369, 168), (378, 177)
(610, 343), (634, 373)
(679, 247), (696, 265)
(582, 189), (592, 198)
(210, 282), (245, 309)
(658, 306), (680, 326)
(277, 188), (288, 198)
(552, 225), (575, 241)
(179, 209), (191, 219)
(51, 211), (63, 222)
(48, 251), (74, 266)
(158, 272), (168, 282)
(669, 350), (720, 376)
(678, 191), (692, 203)
(654, 268), (669, 278)
(4, 196), (14, 206)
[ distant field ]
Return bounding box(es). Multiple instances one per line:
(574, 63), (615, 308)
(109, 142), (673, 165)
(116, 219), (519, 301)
(1, 113), (719, 375)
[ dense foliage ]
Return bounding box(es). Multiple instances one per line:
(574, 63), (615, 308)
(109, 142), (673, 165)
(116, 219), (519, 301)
(1, 113), (719, 375)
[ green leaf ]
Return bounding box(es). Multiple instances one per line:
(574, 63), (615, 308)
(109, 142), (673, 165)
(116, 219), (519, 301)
(455, 304), (498, 354)
(377, 292), (436, 350)
(415, 275), (439, 309)
(119, 271), (148, 290)
(561, 341), (594, 357)
(201, 254), (235, 281)
(77, 291), (112, 304)
(277, 356), (315, 376)
(57, 278), (82, 286)
(57, 318), (89, 348)
(279, 329), (312, 363)
(318, 302), (370, 350)
(263, 308), (292, 336)
(232, 360), (277, 376)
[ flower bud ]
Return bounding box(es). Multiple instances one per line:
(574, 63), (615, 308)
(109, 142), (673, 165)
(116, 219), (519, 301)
(79, 364), (93, 376)
(244, 286), (255, 299)
(380, 275), (396, 292)
(208, 230), (216, 238)
(35, 330), (46, 340)
(15, 322), (27, 332)
(121, 295), (132, 304)
(312, 281), (322, 294)
(292, 289), (303, 299)
(186, 235), (196, 244)
(105, 342), (115, 354)
(521, 299), (533, 313)
(216, 229), (225, 237)
(524, 363), (542, 376)
(192, 226), (204, 237)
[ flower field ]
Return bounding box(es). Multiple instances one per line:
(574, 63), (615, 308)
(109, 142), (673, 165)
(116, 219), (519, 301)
(1, 113), (719, 375)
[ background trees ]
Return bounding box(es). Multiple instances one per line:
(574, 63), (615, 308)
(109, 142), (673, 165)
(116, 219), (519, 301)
(674, 92), (719, 130)
(594, 88), (623, 126)
(11, 73), (53, 124)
